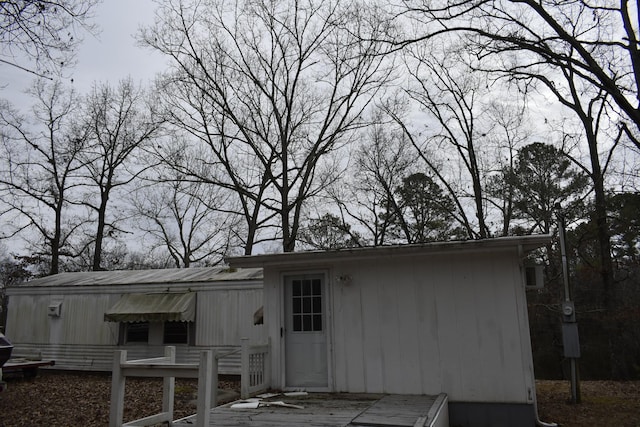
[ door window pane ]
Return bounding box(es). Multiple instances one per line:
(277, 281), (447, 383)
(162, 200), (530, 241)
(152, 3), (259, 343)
(291, 277), (323, 332)
(292, 280), (302, 296)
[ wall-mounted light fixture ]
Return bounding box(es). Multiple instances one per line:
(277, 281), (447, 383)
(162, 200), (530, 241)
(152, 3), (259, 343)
(336, 274), (352, 286)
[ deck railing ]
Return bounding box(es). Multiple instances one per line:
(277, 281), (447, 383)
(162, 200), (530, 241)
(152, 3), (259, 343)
(109, 346), (216, 427)
(109, 339), (271, 426)
(240, 337), (271, 399)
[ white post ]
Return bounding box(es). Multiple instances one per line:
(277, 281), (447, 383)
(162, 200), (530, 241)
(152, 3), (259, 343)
(264, 337), (271, 390)
(196, 350), (213, 427)
(109, 350), (128, 427)
(211, 349), (218, 408)
(240, 337), (249, 399)
(162, 346), (176, 418)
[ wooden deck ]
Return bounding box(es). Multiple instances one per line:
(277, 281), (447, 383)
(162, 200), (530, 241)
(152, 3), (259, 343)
(173, 393), (448, 427)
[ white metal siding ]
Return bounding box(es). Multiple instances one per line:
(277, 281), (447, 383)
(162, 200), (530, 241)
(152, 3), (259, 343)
(4, 274), (264, 374)
(196, 289), (264, 345)
(5, 295), (49, 343)
(60, 294), (119, 345)
(265, 249), (534, 404)
(329, 251), (531, 402)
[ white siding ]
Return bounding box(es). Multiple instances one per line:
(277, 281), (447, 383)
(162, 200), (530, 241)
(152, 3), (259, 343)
(4, 293), (116, 345)
(5, 277), (264, 374)
(5, 295), (50, 343)
(59, 294), (119, 345)
(266, 248), (534, 404)
(196, 289), (264, 345)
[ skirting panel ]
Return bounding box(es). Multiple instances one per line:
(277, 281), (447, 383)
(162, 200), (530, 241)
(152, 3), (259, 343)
(448, 402), (536, 427)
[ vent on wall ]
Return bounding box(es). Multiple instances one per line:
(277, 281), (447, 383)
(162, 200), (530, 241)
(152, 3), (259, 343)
(48, 302), (62, 317)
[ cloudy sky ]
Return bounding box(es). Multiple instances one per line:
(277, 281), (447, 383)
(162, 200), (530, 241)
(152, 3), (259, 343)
(1, 0), (167, 108)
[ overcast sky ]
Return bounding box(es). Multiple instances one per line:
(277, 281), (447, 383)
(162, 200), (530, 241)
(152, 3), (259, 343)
(0, 0), (167, 108)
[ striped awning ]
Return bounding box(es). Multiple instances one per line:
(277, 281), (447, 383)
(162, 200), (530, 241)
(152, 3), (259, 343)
(104, 292), (195, 322)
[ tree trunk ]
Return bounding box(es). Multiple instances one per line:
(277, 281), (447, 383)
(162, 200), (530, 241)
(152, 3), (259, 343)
(585, 125), (614, 308)
(50, 196), (65, 275)
(92, 190), (109, 271)
(468, 140), (488, 238)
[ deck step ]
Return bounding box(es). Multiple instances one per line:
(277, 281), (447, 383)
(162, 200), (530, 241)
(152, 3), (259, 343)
(350, 394), (447, 427)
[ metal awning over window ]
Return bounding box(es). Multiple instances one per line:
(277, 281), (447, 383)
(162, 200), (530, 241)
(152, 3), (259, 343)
(104, 292), (195, 322)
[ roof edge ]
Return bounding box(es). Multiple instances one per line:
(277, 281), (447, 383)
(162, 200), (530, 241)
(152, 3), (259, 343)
(226, 234), (553, 268)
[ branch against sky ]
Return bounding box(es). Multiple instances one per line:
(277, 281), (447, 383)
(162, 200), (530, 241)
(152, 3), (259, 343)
(0, 79), (89, 274)
(140, 0), (397, 253)
(327, 110), (417, 247)
(0, 0), (100, 77)
(482, 99), (531, 236)
(78, 77), (163, 271)
(393, 36), (493, 239)
(399, 0), (640, 150)
(131, 170), (241, 268)
(398, 0), (628, 300)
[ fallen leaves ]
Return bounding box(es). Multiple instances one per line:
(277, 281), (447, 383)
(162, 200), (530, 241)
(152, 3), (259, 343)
(536, 380), (640, 427)
(1, 373), (638, 427)
(0, 370), (238, 427)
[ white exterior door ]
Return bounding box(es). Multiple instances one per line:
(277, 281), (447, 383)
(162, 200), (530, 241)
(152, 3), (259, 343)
(284, 274), (328, 389)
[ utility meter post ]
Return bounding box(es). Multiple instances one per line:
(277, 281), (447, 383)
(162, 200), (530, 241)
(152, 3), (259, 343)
(557, 209), (581, 404)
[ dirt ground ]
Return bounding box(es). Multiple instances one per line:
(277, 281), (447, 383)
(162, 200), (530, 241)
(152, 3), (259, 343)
(0, 371), (638, 426)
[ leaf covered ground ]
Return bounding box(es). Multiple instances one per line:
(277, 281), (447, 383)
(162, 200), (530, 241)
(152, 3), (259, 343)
(0, 370), (238, 427)
(536, 380), (640, 427)
(0, 372), (639, 426)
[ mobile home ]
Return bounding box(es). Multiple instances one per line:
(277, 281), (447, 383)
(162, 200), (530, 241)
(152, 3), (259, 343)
(4, 267), (264, 374)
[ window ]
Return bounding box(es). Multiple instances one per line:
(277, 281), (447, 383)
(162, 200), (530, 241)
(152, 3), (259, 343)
(291, 278), (323, 332)
(118, 321), (195, 345)
(163, 321), (194, 344)
(125, 322), (149, 343)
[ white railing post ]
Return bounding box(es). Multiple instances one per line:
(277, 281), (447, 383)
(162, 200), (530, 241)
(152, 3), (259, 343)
(162, 346), (176, 418)
(240, 337), (249, 399)
(265, 336), (271, 390)
(211, 349), (218, 407)
(239, 338), (271, 399)
(109, 350), (127, 427)
(196, 350), (213, 427)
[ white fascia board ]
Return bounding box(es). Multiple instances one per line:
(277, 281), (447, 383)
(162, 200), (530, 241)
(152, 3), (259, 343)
(226, 234), (553, 269)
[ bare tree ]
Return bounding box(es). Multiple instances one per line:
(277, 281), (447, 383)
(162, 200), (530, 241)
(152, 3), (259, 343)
(141, 0), (396, 253)
(78, 78), (162, 270)
(0, 0), (99, 76)
(148, 85), (275, 256)
(0, 79), (88, 274)
(398, 0), (635, 302)
(483, 100), (532, 236)
(329, 116), (460, 245)
(328, 113), (416, 246)
(468, 3), (622, 305)
(389, 39), (492, 238)
(131, 170), (241, 268)
(399, 1), (640, 149)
